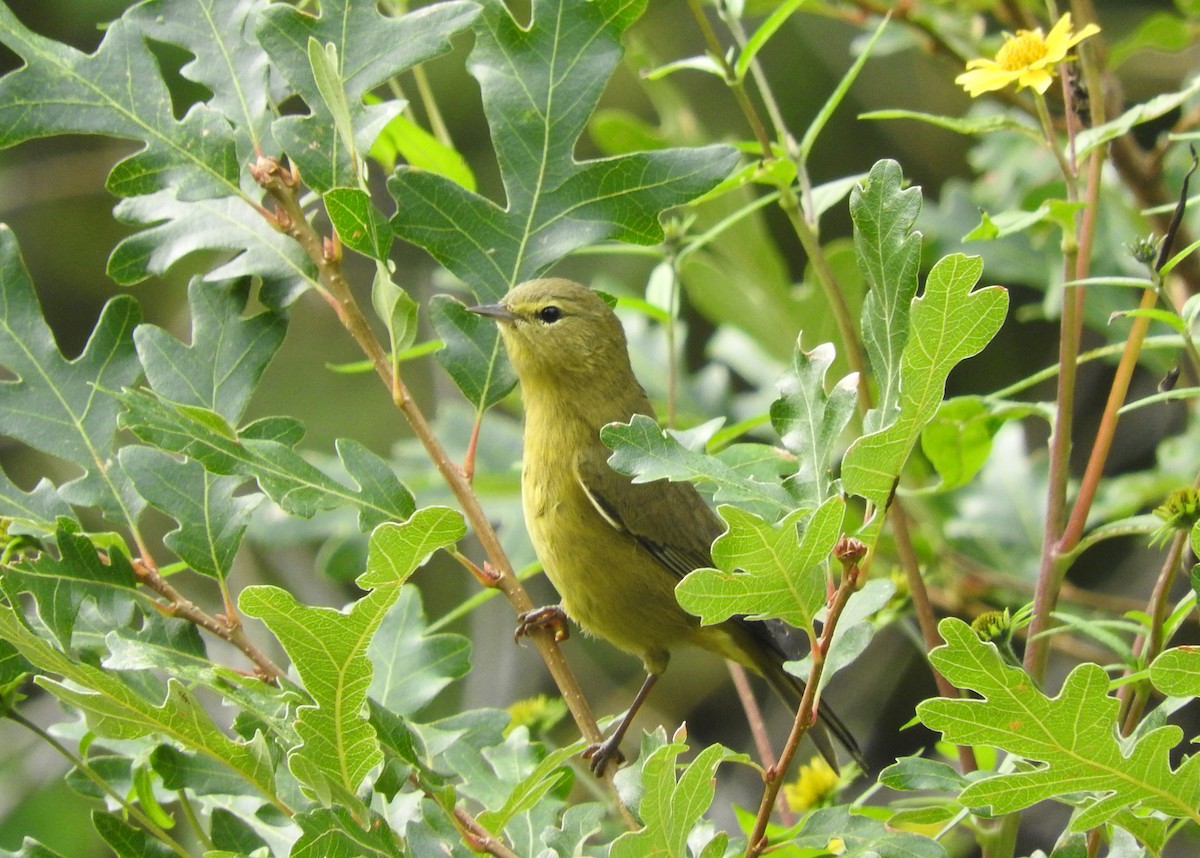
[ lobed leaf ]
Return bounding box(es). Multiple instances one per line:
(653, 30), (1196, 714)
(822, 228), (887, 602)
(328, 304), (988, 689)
(133, 278), (287, 423)
(256, 0), (480, 192)
(290, 806), (403, 858)
(108, 191), (319, 307)
(428, 295), (516, 410)
(851, 159), (922, 434)
(610, 741), (748, 858)
(126, 0), (274, 163)
(842, 252), (1007, 542)
(239, 584), (393, 803)
(0, 6), (238, 200)
(388, 0), (739, 299)
(118, 390), (414, 529)
(120, 446), (260, 580)
(3, 528), (139, 651)
(920, 618), (1200, 832)
(770, 339), (857, 506)
(0, 597), (277, 802)
(602, 414), (794, 518)
(0, 226), (144, 522)
(676, 497), (845, 635)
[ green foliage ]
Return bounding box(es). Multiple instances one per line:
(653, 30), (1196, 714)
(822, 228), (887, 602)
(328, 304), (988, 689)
(1, 1), (1199, 856)
(921, 619), (1200, 831)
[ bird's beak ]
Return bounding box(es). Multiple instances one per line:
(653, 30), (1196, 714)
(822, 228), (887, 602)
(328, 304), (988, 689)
(467, 302), (518, 322)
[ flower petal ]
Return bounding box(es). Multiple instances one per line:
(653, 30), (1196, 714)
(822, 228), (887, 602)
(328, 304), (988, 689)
(1017, 67), (1054, 94)
(957, 67), (1021, 97)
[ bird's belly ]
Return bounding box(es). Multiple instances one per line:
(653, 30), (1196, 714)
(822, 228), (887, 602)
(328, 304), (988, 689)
(523, 474), (697, 665)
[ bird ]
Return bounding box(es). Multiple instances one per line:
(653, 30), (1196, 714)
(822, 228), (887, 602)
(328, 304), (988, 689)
(469, 277), (863, 776)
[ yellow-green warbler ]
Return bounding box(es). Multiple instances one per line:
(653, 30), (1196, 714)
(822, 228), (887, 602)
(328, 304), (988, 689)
(471, 278), (863, 776)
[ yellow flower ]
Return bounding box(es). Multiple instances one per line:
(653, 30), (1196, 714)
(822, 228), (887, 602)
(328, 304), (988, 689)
(956, 13), (1100, 97)
(783, 756), (840, 812)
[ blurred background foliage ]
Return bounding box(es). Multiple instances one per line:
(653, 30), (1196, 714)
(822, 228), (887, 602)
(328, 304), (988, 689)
(0, 0), (1197, 854)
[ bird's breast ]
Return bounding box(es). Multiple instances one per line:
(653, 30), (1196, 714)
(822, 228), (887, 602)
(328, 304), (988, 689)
(520, 431), (697, 666)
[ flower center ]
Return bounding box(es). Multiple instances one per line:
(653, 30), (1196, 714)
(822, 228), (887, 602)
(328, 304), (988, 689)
(996, 30), (1048, 71)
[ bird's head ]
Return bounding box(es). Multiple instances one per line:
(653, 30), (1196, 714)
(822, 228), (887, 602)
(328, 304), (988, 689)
(468, 278), (632, 392)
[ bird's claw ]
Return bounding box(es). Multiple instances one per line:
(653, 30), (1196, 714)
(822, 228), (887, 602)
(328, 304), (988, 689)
(514, 605), (570, 644)
(583, 738), (625, 777)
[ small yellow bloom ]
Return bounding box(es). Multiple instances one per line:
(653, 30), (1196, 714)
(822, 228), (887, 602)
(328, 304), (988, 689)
(783, 756), (840, 812)
(956, 13), (1100, 97)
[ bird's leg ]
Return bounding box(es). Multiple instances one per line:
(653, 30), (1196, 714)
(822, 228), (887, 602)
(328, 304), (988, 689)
(583, 671), (660, 777)
(514, 604), (571, 643)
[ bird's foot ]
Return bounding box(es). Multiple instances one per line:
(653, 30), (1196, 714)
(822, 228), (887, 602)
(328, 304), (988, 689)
(583, 736), (625, 777)
(514, 604), (571, 644)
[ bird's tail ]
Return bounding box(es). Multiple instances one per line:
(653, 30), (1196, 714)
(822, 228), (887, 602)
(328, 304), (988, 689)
(746, 635), (868, 774)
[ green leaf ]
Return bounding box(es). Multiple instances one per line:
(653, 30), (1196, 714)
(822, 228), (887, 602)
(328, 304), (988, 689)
(0, 470), (70, 540)
(358, 506), (467, 590)
(108, 191), (319, 307)
(919, 618), (1200, 831)
(792, 806), (947, 857)
(126, 0), (273, 162)
(676, 497), (845, 635)
(734, 0), (808, 81)
(388, 0), (739, 298)
(1148, 646), (1200, 697)
(880, 755), (969, 792)
(209, 807), (270, 856)
(0, 226), (143, 521)
(118, 391), (414, 529)
(919, 396), (1046, 493)
(325, 188), (394, 262)
(369, 110), (476, 190)
(610, 741), (748, 858)
(1076, 76), (1200, 159)
(963, 199), (1085, 242)
(476, 740), (580, 835)
(428, 295), (517, 409)
(770, 339), (857, 505)
(151, 744), (263, 798)
(92, 811), (175, 858)
(0, 7), (237, 200)
(602, 414), (794, 518)
(120, 446), (259, 580)
(291, 807), (402, 858)
(309, 39), (358, 166)
(369, 586), (470, 718)
(1109, 12), (1193, 68)
(0, 598), (277, 802)
(239, 584), (397, 802)
(852, 159), (922, 434)
(842, 253), (1007, 540)
(0, 839), (68, 858)
(134, 279), (287, 422)
(859, 108), (1043, 141)
(256, 0), (480, 192)
(4, 528), (138, 651)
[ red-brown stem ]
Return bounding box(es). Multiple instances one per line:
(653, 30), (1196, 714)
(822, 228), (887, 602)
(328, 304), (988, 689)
(1117, 528), (1188, 733)
(1059, 287), (1158, 551)
(727, 661), (792, 824)
(744, 562), (860, 858)
(1024, 148), (1102, 683)
(889, 504), (977, 774)
(132, 558), (285, 682)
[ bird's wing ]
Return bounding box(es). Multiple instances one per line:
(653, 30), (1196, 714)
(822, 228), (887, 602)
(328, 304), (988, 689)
(575, 446), (721, 582)
(576, 445), (803, 658)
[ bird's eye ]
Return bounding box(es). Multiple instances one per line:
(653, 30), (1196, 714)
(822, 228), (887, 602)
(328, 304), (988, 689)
(536, 305), (563, 324)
